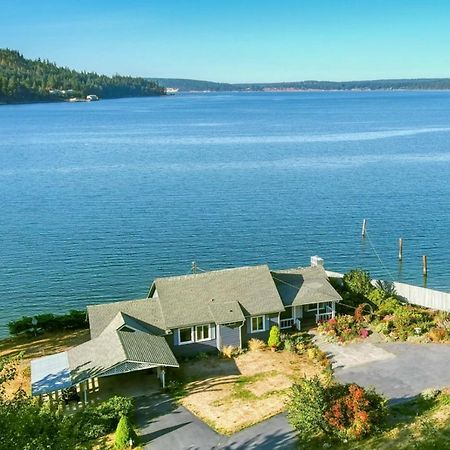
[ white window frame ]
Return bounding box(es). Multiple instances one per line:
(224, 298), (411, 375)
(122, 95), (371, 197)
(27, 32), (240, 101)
(195, 324), (211, 342)
(178, 327), (194, 345)
(250, 315), (265, 333)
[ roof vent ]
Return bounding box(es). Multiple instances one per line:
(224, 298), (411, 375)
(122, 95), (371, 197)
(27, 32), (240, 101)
(310, 255), (324, 267)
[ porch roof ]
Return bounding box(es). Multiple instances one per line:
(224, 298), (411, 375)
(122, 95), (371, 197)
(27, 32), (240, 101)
(272, 266), (342, 307)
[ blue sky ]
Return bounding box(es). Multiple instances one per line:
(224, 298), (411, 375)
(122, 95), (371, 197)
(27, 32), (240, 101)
(2, 0), (450, 82)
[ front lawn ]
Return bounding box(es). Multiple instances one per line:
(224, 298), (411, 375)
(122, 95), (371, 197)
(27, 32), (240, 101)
(168, 339), (326, 435)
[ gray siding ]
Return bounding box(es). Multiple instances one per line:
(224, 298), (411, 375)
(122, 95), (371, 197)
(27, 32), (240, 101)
(241, 313), (279, 346)
(219, 323), (241, 349)
(166, 327), (218, 358)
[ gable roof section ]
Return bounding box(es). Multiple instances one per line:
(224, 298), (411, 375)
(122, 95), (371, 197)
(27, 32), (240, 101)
(272, 266), (342, 307)
(67, 329), (178, 385)
(87, 298), (166, 338)
(154, 265), (285, 328)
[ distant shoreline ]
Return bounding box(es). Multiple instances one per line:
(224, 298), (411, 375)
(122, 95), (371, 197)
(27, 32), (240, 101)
(3, 88), (450, 106)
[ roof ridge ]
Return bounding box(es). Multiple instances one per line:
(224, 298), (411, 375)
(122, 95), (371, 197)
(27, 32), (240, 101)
(155, 264), (270, 283)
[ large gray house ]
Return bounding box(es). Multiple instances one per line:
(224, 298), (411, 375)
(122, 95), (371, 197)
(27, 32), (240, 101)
(31, 257), (341, 400)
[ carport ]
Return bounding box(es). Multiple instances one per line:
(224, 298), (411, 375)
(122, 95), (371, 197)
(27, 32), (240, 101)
(31, 327), (179, 402)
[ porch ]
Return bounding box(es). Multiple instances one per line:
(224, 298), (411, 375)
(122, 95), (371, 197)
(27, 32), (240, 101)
(279, 302), (335, 331)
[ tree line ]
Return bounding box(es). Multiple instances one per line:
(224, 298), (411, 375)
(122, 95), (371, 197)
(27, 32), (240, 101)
(0, 49), (165, 103)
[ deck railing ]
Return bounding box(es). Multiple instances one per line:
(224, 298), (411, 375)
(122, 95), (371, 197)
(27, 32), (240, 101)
(315, 305), (334, 323)
(280, 318), (294, 329)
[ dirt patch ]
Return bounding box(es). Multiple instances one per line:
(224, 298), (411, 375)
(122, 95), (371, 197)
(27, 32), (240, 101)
(247, 373), (292, 397)
(0, 329), (90, 397)
(179, 348), (322, 434)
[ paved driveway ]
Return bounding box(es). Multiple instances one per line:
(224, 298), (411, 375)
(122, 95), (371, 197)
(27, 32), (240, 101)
(136, 340), (450, 448)
(135, 394), (297, 450)
(315, 334), (450, 402)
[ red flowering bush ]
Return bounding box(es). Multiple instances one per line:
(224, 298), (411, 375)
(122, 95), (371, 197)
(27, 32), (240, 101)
(288, 377), (386, 443)
(317, 315), (367, 343)
(324, 384), (385, 440)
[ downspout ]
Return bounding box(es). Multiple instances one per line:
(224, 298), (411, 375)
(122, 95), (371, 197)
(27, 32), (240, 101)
(239, 321), (245, 349)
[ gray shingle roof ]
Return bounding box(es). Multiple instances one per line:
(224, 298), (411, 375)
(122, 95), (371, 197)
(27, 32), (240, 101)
(67, 329), (178, 384)
(118, 331), (179, 367)
(208, 300), (245, 325)
(153, 265), (285, 328)
(87, 298), (166, 338)
(272, 266), (342, 307)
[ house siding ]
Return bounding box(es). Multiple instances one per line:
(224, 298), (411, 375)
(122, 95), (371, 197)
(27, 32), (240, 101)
(166, 327), (218, 358)
(241, 313), (279, 346)
(218, 323), (241, 349)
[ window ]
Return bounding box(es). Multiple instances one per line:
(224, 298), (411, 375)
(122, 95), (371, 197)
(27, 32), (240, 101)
(251, 315), (265, 333)
(196, 324), (210, 341)
(178, 327), (194, 344)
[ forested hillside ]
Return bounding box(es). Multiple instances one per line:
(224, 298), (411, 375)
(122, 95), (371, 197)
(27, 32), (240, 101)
(152, 77), (450, 92)
(0, 49), (164, 103)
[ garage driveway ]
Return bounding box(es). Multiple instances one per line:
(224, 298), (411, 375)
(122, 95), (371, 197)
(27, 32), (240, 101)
(135, 339), (450, 448)
(314, 333), (450, 402)
(135, 394), (297, 450)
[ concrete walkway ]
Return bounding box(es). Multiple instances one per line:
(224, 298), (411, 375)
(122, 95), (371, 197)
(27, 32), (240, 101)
(135, 394), (297, 450)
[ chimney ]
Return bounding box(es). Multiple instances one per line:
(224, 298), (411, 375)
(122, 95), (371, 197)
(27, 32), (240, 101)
(310, 255), (324, 267)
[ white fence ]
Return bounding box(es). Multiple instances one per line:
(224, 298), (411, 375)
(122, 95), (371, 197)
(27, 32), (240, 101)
(325, 270), (450, 313)
(393, 282), (450, 313)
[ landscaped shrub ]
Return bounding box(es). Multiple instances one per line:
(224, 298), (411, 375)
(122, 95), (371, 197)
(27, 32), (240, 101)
(283, 338), (295, 352)
(318, 315), (366, 343)
(248, 338), (266, 351)
(73, 395), (134, 441)
(114, 415), (138, 449)
(267, 325), (281, 349)
(343, 269), (373, 296)
(288, 376), (386, 443)
(428, 327), (448, 342)
(324, 383), (386, 441)
(8, 310), (87, 335)
(221, 345), (240, 358)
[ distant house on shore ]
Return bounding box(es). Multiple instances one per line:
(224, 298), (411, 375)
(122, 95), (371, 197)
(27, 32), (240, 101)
(30, 256), (341, 402)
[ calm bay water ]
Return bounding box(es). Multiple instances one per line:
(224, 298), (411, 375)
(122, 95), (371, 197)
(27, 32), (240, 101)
(1, 91), (450, 336)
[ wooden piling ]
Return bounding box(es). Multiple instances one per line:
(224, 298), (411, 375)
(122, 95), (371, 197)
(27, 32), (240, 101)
(423, 255), (428, 277)
(361, 219), (367, 237)
(398, 238), (403, 261)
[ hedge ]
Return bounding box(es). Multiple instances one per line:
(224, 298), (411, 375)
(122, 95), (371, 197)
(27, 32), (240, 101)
(8, 310), (88, 335)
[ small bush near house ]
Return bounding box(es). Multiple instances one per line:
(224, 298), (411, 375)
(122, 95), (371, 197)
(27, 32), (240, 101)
(288, 376), (386, 443)
(247, 338), (266, 351)
(114, 415), (138, 449)
(221, 345), (240, 358)
(267, 325), (281, 349)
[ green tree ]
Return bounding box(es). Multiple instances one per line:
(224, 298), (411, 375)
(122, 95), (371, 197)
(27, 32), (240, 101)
(267, 325), (281, 349)
(114, 415), (137, 449)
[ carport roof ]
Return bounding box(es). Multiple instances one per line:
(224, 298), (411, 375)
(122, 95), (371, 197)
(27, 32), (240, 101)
(31, 351), (71, 396)
(31, 328), (179, 395)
